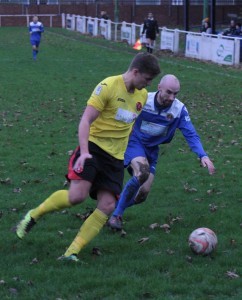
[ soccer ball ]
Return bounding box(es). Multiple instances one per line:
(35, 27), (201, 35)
(188, 227), (218, 255)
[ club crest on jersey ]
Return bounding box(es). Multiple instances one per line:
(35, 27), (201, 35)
(136, 102), (142, 111)
(166, 113), (174, 120)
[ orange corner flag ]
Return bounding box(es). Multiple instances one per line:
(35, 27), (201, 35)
(133, 39), (142, 50)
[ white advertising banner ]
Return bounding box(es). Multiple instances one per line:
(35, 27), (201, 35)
(211, 38), (234, 65)
(121, 25), (132, 44)
(185, 34), (201, 59)
(87, 20), (95, 36)
(100, 19), (108, 39)
(76, 17), (85, 34)
(160, 31), (175, 51)
(66, 14), (75, 31)
(200, 34), (213, 61)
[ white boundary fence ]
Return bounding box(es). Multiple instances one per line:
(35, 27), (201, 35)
(62, 13), (242, 67)
(0, 13), (240, 66)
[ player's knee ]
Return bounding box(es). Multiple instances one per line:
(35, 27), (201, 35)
(136, 163), (150, 185)
(103, 201), (116, 215)
(69, 191), (88, 205)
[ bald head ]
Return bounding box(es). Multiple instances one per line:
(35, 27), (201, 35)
(157, 74), (180, 107)
(159, 74), (180, 90)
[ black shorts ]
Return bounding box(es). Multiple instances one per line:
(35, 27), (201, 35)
(146, 32), (156, 40)
(66, 142), (124, 200)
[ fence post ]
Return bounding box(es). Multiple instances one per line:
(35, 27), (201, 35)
(26, 15), (30, 27)
(107, 19), (112, 40)
(94, 17), (98, 36)
(83, 16), (87, 33)
(72, 15), (76, 31)
(174, 29), (180, 54)
(131, 23), (136, 45)
(234, 38), (241, 66)
(61, 13), (65, 28)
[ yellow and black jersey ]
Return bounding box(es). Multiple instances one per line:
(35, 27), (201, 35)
(87, 75), (147, 160)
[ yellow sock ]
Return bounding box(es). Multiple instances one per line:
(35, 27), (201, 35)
(30, 190), (71, 221)
(64, 208), (108, 256)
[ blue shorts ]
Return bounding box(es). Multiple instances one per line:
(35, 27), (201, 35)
(30, 40), (40, 47)
(124, 135), (159, 175)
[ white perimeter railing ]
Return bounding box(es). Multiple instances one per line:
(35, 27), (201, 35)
(62, 13), (242, 67)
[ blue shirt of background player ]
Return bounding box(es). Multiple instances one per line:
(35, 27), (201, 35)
(29, 18), (44, 45)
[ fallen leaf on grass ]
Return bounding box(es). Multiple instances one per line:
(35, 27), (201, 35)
(170, 216), (183, 224)
(27, 280), (34, 286)
(63, 180), (69, 187)
(67, 150), (74, 156)
(226, 271), (240, 279)
(209, 203), (218, 212)
(0, 178), (12, 184)
(138, 237), (149, 244)
(149, 223), (160, 230)
(207, 189), (215, 195)
(185, 255), (193, 263)
(194, 198), (203, 202)
(76, 208), (94, 220)
(166, 249), (175, 255)
(30, 258), (39, 265)
(120, 229), (127, 237)
(92, 247), (102, 256)
(160, 224), (171, 233)
(12, 277), (20, 281)
(184, 183), (197, 193)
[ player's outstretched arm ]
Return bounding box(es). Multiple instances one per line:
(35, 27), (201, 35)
(200, 156), (215, 175)
(74, 105), (100, 173)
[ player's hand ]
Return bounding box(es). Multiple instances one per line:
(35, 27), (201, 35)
(73, 153), (92, 173)
(200, 156), (215, 175)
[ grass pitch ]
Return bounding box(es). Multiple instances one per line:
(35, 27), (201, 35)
(0, 27), (241, 300)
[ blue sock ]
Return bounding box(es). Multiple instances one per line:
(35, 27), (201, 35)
(32, 50), (37, 60)
(113, 176), (140, 217)
(32, 50), (38, 60)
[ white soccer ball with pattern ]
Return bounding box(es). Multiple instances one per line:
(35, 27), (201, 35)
(188, 227), (218, 255)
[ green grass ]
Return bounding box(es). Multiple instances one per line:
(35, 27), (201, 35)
(0, 27), (241, 300)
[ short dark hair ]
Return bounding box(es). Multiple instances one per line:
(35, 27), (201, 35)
(129, 53), (161, 77)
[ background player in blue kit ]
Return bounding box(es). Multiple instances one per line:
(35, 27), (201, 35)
(29, 16), (44, 60)
(108, 74), (216, 230)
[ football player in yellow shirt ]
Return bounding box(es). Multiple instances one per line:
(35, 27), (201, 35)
(15, 52), (161, 262)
